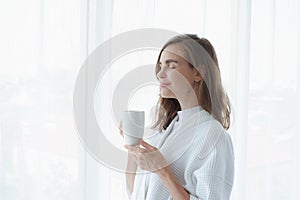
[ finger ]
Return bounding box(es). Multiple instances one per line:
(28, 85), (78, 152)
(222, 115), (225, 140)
(139, 140), (156, 151)
(124, 145), (136, 153)
(125, 146), (144, 158)
(124, 145), (129, 150)
(131, 146), (143, 154)
(124, 144), (140, 149)
(119, 121), (123, 136)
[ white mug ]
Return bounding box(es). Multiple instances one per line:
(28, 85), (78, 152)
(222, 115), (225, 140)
(122, 110), (145, 145)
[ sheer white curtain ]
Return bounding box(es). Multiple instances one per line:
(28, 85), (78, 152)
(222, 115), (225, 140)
(1, 0), (300, 200)
(0, 0), (82, 199)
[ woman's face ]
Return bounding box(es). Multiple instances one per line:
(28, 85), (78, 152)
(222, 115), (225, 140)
(157, 44), (200, 100)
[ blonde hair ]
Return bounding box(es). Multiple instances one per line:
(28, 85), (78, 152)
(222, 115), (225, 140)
(152, 34), (231, 131)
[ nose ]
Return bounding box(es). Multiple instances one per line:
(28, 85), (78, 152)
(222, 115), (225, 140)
(157, 66), (166, 79)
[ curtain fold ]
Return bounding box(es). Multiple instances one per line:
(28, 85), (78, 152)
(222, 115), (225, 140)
(229, 0), (251, 199)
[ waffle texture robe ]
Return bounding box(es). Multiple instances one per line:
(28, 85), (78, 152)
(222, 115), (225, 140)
(127, 106), (234, 200)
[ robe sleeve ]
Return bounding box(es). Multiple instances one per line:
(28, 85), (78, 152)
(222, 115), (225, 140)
(188, 132), (235, 200)
(188, 174), (233, 200)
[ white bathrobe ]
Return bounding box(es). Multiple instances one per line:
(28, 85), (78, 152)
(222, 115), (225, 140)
(127, 106), (234, 200)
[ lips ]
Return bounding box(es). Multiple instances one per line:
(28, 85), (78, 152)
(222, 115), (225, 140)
(159, 83), (170, 87)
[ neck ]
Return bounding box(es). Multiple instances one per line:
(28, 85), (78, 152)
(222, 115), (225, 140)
(177, 94), (200, 110)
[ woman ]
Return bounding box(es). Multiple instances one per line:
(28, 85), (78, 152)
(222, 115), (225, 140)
(123, 34), (234, 200)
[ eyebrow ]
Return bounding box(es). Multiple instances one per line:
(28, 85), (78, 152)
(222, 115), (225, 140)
(158, 59), (178, 65)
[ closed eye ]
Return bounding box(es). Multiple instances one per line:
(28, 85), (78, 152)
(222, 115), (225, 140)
(168, 63), (176, 69)
(158, 59), (178, 69)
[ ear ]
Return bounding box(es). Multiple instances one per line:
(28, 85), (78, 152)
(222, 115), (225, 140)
(193, 68), (203, 82)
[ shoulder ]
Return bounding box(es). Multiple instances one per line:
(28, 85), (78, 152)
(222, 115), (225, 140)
(191, 113), (234, 160)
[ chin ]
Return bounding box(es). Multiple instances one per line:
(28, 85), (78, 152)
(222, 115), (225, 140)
(160, 87), (177, 98)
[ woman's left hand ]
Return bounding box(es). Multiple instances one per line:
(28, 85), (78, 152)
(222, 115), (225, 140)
(125, 140), (167, 173)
